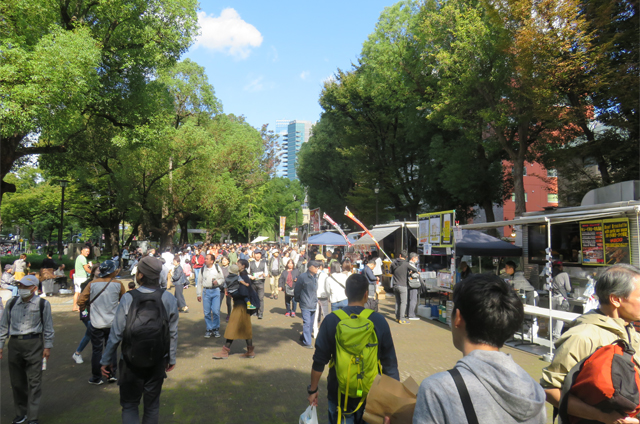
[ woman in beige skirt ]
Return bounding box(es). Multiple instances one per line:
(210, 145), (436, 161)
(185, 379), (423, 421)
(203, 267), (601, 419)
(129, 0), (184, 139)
(212, 259), (255, 359)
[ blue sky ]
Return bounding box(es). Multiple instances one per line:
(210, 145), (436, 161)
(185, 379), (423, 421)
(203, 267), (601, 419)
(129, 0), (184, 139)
(183, 1), (398, 133)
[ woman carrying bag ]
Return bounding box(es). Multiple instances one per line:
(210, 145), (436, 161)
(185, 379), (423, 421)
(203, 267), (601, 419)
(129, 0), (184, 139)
(278, 259), (299, 317)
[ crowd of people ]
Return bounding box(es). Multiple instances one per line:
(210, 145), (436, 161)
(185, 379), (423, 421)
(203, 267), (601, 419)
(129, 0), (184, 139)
(0, 240), (638, 424)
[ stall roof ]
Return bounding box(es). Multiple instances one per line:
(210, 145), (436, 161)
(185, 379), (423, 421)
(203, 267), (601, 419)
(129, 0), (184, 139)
(461, 202), (640, 230)
(456, 230), (522, 256)
(354, 225), (399, 245)
(251, 236), (269, 243)
(307, 231), (354, 246)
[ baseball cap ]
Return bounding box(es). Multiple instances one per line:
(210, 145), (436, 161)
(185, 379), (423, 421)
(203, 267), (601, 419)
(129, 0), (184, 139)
(20, 275), (39, 287)
(229, 264), (240, 274)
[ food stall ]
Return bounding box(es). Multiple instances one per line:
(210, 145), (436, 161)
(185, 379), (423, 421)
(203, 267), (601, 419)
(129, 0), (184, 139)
(461, 197), (640, 359)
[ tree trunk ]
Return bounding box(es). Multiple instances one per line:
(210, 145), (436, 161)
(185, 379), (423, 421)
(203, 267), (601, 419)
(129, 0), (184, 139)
(179, 219), (189, 245)
(123, 221), (140, 248)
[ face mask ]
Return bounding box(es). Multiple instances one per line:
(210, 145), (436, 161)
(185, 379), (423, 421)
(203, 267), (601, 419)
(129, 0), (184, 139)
(19, 288), (34, 299)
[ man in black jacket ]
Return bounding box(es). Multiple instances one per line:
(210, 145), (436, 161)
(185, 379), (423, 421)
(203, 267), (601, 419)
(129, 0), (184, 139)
(391, 251), (410, 324)
(249, 250), (268, 319)
(307, 273), (399, 424)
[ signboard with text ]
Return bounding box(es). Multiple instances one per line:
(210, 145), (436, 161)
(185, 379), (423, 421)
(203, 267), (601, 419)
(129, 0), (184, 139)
(417, 210), (455, 248)
(580, 218), (630, 266)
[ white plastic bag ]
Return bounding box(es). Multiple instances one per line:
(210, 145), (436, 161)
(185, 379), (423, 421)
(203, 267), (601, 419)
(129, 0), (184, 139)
(299, 405), (318, 424)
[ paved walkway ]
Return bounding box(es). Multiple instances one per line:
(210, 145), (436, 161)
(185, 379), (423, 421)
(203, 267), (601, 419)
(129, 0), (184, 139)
(1, 282), (555, 423)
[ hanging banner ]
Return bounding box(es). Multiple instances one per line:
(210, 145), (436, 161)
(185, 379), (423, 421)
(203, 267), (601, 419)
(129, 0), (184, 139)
(323, 213), (352, 247)
(442, 213), (452, 244)
(429, 215), (441, 245)
(344, 207), (390, 261)
(309, 208), (321, 233)
(418, 216), (429, 245)
(279, 216), (286, 238)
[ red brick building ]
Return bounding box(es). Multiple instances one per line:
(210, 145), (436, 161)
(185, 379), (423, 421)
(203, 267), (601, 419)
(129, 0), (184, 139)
(502, 161), (558, 237)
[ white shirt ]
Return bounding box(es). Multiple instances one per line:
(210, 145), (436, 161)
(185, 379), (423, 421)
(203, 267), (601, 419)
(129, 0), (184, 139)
(197, 264), (224, 296)
(326, 272), (348, 303)
(161, 252), (174, 266)
(317, 269), (329, 299)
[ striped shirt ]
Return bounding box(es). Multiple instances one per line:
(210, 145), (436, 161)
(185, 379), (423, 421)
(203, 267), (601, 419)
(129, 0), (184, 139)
(0, 295), (54, 349)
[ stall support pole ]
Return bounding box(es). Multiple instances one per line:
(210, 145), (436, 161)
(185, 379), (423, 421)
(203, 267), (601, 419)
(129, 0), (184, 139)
(543, 217), (555, 362)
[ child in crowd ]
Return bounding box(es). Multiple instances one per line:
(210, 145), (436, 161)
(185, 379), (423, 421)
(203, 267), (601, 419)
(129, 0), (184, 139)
(225, 264), (256, 310)
(127, 282), (136, 291)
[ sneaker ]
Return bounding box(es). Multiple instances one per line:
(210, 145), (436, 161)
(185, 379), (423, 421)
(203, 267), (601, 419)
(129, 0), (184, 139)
(72, 352), (84, 364)
(398, 319), (409, 324)
(285, 312), (291, 317)
(291, 312), (296, 318)
(108, 376), (118, 383)
(408, 317), (420, 321)
(88, 378), (104, 386)
(204, 331), (212, 339)
(12, 415), (27, 424)
(246, 302), (256, 310)
(213, 330), (221, 338)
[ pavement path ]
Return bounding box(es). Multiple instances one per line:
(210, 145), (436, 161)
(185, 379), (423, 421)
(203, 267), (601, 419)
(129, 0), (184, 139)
(1, 281), (555, 423)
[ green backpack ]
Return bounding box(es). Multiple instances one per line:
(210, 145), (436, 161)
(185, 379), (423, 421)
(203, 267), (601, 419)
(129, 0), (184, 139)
(330, 309), (382, 422)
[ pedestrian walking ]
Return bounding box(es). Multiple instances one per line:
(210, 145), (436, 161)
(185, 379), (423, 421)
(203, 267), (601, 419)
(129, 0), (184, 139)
(73, 246), (92, 312)
(72, 264), (100, 364)
(278, 259), (299, 316)
(390, 251), (410, 324)
(249, 250), (268, 319)
(77, 260), (126, 385)
(197, 254), (224, 338)
(12, 254), (29, 281)
(268, 249), (284, 300)
(326, 261), (348, 312)
(295, 260), (320, 349)
(100, 256), (179, 424)
(0, 275), (54, 424)
(170, 257), (188, 313)
(218, 256), (232, 322)
(212, 260), (257, 359)
(190, 248), (204, 288)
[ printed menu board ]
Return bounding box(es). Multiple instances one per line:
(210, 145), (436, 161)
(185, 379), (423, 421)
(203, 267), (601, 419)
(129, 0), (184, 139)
(580, 218), (631, 266)
(603, 219), (630, 265)
(580, 221), (604, 264)
(417, 210), (455, 248)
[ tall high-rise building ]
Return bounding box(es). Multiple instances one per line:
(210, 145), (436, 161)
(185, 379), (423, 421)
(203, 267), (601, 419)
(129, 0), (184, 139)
(285, 120), (314, 180)
(275, 119), (289, 178)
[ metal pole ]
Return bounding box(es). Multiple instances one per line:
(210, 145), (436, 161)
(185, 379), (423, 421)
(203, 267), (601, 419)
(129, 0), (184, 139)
(58, 185), (65, 259)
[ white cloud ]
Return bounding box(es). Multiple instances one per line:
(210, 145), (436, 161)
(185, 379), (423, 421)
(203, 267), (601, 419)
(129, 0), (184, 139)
(244, 76), (264, 92)
(300, 71), (310, 80)
(321, 74), (336, 84)
(194, 9), (263, 59)
(270, 46), (278, 62)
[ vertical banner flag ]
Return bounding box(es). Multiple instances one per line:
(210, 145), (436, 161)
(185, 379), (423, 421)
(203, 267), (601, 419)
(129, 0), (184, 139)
(279, 216), (286, 238)
(323, 213), (352, 247)
(309, 208), (321, 232)
(344, 207), (391, 261)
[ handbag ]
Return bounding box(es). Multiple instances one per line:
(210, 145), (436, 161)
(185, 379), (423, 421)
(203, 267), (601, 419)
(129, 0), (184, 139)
(408, 272), (422, 289)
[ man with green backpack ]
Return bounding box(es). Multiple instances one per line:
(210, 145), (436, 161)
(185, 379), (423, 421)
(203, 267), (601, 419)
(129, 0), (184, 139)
(307, 273), (399, 424)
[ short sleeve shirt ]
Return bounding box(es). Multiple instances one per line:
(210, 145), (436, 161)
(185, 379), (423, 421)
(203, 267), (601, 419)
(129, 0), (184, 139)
(75, 255), (88, 278)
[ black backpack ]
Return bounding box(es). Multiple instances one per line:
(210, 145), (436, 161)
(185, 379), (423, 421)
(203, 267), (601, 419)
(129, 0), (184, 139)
(122, 289), (170, 369)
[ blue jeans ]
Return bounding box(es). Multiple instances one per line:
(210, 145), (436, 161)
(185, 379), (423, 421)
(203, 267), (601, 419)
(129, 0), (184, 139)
(328, 397), (365, 424)
(193, 268), (201, 286)
(76, 320), (91, 353)
(301, 308), (316, 346)
(203, 288), (221, 331)
(331, 299), (348, 312)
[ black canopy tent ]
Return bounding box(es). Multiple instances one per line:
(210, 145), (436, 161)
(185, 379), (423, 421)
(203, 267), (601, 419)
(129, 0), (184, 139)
(429, 229), (522, 257)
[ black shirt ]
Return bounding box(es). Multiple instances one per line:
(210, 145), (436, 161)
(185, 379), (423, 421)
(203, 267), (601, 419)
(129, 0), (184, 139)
(42, 258), (57, 269)
(312, 306), (399, 407)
